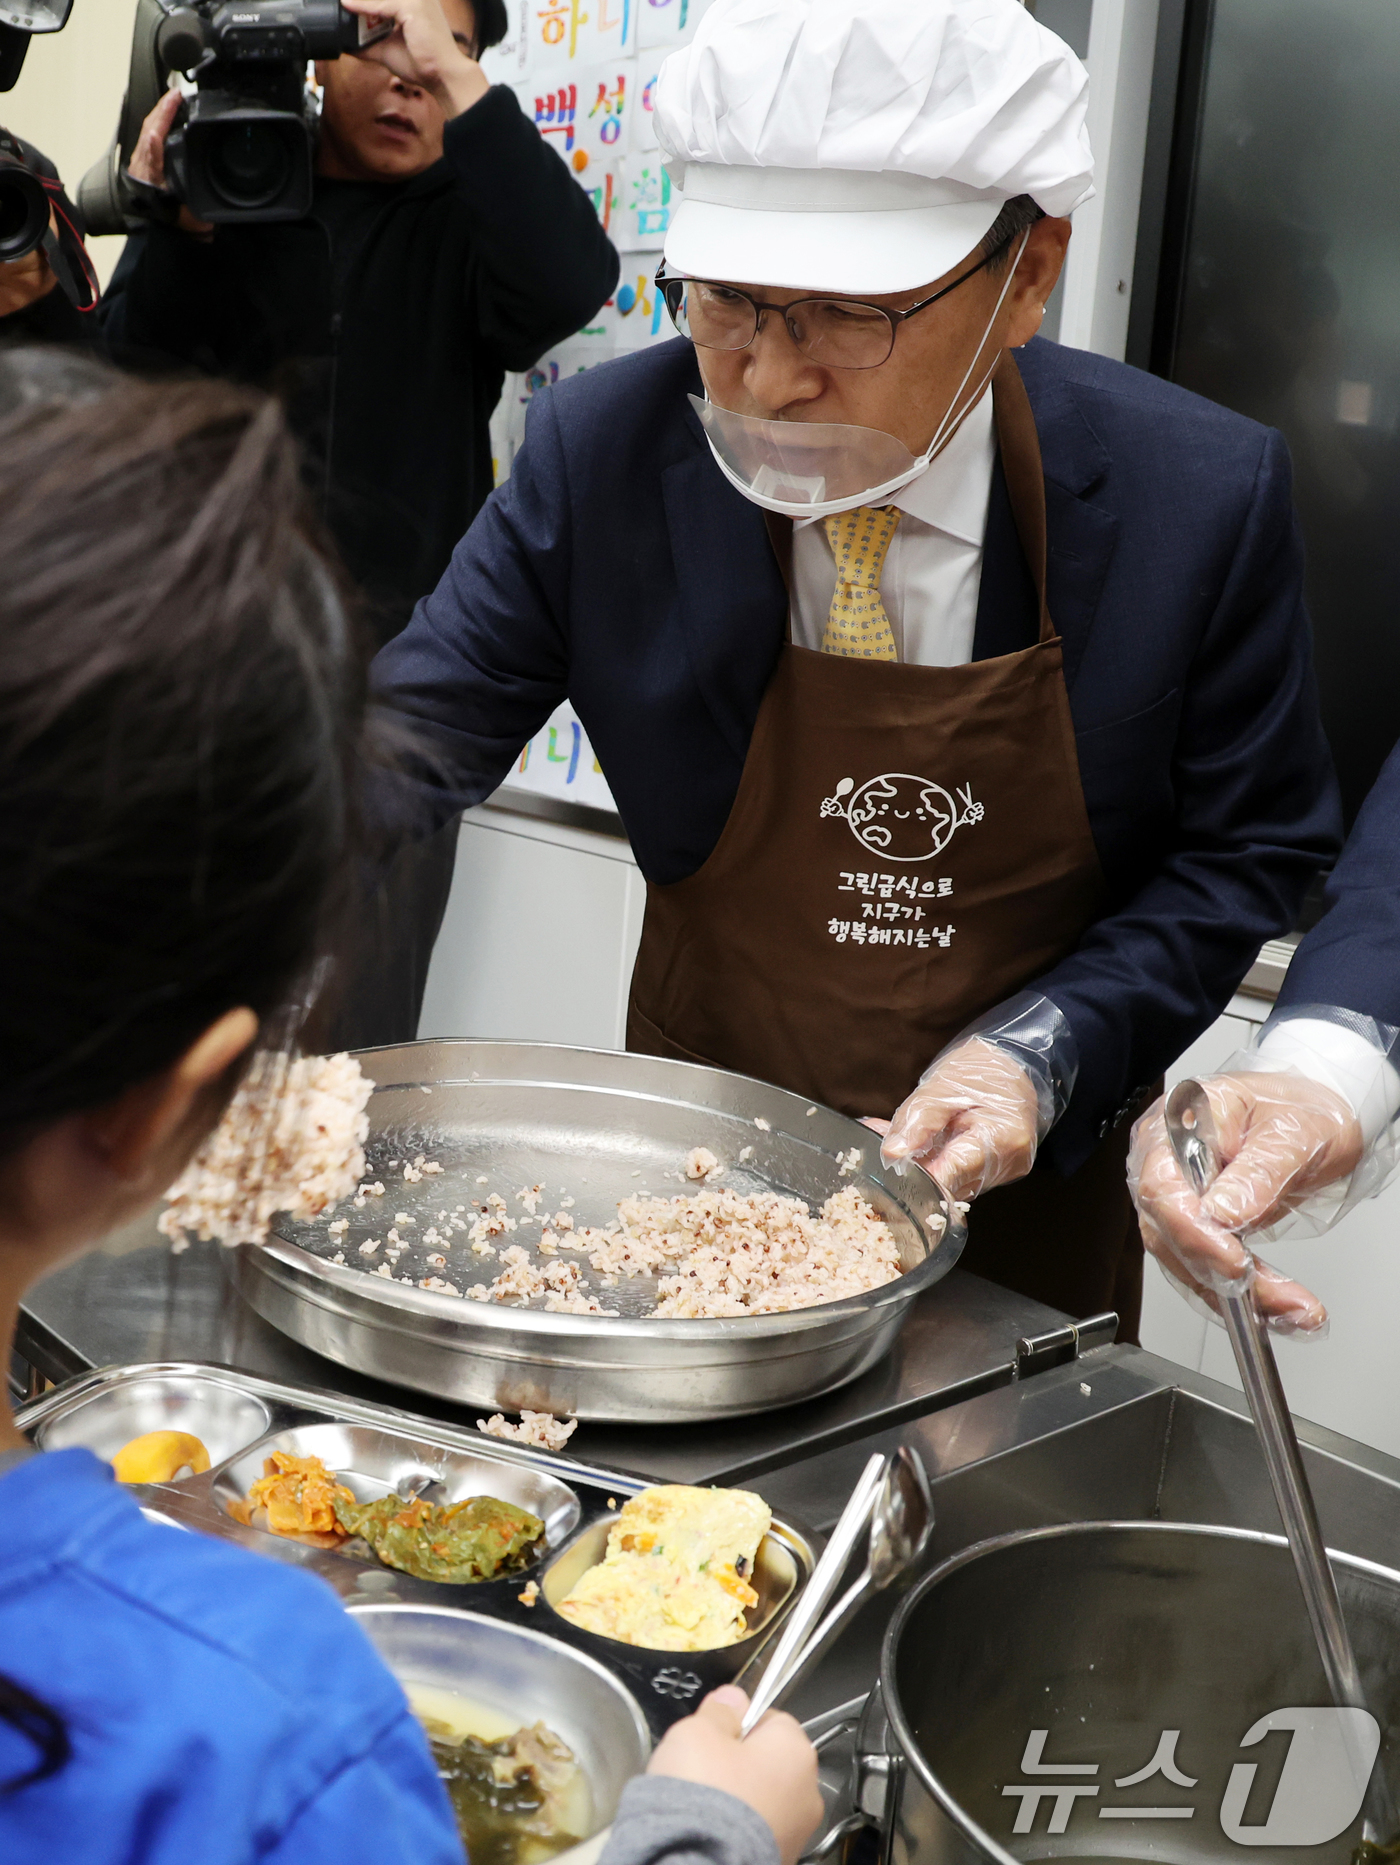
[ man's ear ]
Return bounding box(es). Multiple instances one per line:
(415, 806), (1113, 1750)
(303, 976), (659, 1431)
(1004, 217), (1071, 349)
(84, 1007), (258, 1185)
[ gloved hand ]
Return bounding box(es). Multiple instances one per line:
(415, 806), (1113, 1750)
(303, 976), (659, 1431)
(1127, 1071), (1364, 1334)
(876, 1037), (1043, 1200)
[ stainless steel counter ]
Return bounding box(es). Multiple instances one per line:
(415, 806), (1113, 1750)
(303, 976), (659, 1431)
(766, 1342), (1400, 1722)
(13, 1217), (1094, 1487)
(17, 1212), (1400, 1759)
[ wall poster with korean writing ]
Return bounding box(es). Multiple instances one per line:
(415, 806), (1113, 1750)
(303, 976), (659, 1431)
(499, 703), (616, 815)
(482, 0), (722, 817)
(484, 0), (719, 485)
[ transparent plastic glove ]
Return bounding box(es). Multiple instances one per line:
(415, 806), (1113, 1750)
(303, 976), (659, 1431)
(1127, 1071), (1365, 1336)
(878, 1036), (1043, 1201)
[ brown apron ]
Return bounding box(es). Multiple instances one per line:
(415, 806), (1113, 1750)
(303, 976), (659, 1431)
(627, 354), (1143, 1334)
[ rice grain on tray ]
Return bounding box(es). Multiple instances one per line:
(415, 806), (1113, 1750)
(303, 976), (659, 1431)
(683, 1146), (722, 1182)
(478, 1411), (578, 1453)
(159, 1052), (372, 1250)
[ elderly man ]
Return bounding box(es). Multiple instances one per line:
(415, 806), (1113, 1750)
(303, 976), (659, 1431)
(368, 0), (1340, 1334)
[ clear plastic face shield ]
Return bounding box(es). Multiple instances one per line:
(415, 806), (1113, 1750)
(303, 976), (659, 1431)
(676, 231), (1031, 520)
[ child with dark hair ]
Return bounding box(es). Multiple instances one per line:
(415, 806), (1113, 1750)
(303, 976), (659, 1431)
(0, 355), (820, 1865)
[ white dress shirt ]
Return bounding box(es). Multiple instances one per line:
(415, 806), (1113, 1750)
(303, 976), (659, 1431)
(1256, 1017), (1400, 1147)
(789, 390), (997, 665)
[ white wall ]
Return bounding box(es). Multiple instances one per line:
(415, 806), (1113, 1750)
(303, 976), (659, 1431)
(1055, 0), (1162, 360)
(3, 1), (139, 289)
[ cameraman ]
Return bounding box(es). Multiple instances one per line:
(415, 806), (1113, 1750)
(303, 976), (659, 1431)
(101, 0), (620, 1046)
(0, 133), (97, 345)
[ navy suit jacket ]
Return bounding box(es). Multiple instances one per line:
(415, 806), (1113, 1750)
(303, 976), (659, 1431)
(1278, 740), (1400, 1028)
(371, 335), (1342, 1173)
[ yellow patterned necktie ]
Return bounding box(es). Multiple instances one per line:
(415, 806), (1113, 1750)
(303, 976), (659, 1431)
(820, 504), (902, 660)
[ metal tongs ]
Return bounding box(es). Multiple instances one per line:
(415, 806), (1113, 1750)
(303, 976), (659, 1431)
(567, 1455), (931, 1865)
(1167, 1082), (1387, 1843)
(741, 1446), (933, 1735)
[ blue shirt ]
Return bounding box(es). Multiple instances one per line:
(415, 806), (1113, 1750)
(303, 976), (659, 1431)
(0, 1448), (465, 1864)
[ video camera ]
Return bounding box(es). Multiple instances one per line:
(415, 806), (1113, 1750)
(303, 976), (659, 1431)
(0, 0), (74, 94)
(80, 0), (390, 232)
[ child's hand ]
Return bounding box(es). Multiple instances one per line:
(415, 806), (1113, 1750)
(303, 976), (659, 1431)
(646, 1685), (824, 1865)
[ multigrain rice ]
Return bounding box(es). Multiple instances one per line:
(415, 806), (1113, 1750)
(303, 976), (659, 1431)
(159, 1052), (372, 1250)
(480, 1246), (616, 1315)
(311, 1118), (911, 1323)
(580, 1184), (906, 1318)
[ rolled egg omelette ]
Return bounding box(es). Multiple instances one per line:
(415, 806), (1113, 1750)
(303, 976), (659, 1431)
(556, 1484), (771, 1651)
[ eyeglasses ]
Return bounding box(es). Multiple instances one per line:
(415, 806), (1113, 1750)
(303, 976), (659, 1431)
(655, 236), (1013, 371)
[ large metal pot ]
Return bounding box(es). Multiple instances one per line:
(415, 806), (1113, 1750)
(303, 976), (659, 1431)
(853, 1522), (1400, 1865)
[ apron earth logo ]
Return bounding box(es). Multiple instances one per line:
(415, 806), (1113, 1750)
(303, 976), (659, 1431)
(820, 774), (985, 861)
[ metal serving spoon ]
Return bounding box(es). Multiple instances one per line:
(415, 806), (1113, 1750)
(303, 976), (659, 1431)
(1166, 1082), (1387, 1844)
(1166, 1081), (1364, 1706)
(742, 1447), (933, 1735)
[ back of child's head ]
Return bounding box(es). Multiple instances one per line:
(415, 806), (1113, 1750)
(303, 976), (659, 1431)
(0, 353), (362, 1146)
(0, 353), (366, 1791)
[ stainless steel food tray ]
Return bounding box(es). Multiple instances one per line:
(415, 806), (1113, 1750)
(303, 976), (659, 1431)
(15, 1360), (817, 1734)
(232, 1041), (966, 1424)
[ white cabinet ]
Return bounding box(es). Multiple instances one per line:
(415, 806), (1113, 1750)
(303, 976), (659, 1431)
(418, 803), (644, 1052)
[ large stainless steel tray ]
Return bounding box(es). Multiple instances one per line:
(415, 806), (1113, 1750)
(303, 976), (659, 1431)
(231, 1041), (966, 1425)
(15, 1361), (817, 1736)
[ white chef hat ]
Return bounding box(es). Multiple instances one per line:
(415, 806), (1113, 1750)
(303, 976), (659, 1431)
(655, 0), (1094, 294)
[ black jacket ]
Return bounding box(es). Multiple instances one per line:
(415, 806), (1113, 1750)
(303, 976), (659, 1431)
(100, 87), (619, 641)
(0, 278), (91, 348)
(1278, 734), (1400, 1029)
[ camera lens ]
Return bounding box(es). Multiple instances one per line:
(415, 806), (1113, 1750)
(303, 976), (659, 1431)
(206, 120), (290, 210)
(0, 171), (47, 260)
(0, 182), (27, 245)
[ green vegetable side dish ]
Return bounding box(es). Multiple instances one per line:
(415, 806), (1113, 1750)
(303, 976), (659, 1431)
(334, 1492), (546, 1584)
